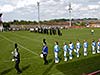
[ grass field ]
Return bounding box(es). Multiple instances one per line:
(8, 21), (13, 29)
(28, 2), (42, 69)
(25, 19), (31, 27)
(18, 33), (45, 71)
(0, 28), (100, 75)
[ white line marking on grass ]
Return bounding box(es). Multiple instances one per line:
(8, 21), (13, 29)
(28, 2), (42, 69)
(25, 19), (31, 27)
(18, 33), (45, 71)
(0, 39), (4, 42)
(10, 33), (52, 46)
(10, 32), (40, 42)
(0, 35), (39, 56)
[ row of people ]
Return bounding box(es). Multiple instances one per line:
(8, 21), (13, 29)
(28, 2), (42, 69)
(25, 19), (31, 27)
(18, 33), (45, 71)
(30, 26), (62, 36)
(54, 39), (100, 63)
(41, 39), (100, 64)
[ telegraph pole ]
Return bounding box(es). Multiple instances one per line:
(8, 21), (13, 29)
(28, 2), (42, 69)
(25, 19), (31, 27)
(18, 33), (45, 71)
(68, 3), (72, 27)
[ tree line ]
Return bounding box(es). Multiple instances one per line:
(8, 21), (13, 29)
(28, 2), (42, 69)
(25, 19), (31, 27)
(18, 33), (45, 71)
(3, 18), (98, 26)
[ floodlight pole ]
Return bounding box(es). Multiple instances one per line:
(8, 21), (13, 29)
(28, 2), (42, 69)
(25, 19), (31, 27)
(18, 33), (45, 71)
(37, 2), (40, 26)
(68, 3), (72, 27)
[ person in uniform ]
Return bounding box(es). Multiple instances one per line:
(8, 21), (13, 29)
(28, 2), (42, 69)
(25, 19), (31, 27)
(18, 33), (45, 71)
(83, 40), (88, 56)
(91, 29), (94, 35)
(42, 43), (48, 65)
(97, 39), (100, 53)
(54, 41), (60, 63)
(12, 43), (22, 74)
(69, 42), (74, 59)
(76, 40), (81, 57)
(91, 40), (96, 54)
(63, 42), (68, 61)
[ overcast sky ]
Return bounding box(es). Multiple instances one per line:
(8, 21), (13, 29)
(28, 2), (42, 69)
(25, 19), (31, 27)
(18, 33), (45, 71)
(0, 0), (100, 22)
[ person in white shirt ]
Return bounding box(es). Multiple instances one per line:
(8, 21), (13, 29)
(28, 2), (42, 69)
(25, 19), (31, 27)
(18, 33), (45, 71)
(69, 42), (74, 59)
(83, 40), (88, 56)
(97, 39), (100, 53)
(63, 42), (68, 61)
(91, 29), (94, 35)
(76, 40), (81, 57)
(54, 41), (60, 63)
(91, 40), (96, 54)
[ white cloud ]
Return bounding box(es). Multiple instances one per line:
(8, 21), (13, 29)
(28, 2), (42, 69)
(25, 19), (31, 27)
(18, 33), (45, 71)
(79, 7), (88, 11)
(88, 0), (100, 2)
(98, 1), (100, 4)
(1, 0), (100, 21)
(88, 5), (100, 10)
(0, 0), (40, 13)
(65, 3), (82, 11)
(0, 5), (15, 12)
(72, 3), (82, 10)
(16, 0), (39, 8)
(42, 0), (57, 5)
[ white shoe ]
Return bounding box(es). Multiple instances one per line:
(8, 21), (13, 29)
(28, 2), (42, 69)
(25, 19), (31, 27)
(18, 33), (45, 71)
(97, 51), (100, 53)
(92, 52), (96, 54)
(64, 58), (67, 61)
(69, 57), (72, 60)
(84, 53), (87, 56)
(77, 55), (79, 58)
(55, 60), (59, 63)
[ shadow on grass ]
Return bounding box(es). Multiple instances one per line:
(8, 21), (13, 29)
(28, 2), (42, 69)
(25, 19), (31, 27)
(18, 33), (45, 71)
(22, 64), (30, 72)
(48, 58), (53, 64)
(56, 55), (100, 75)
(42, 60), (55, 75)
(42, 52), (64, 75)
(0, 68), (13, 75)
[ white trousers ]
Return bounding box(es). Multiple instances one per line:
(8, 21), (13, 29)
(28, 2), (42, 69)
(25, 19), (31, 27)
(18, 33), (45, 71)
(64, 51), (67, 61)
(92, 46), (96, 54)
(54, 52), (59, 63)
(64, 51), (67, 57)
(76, 48), (79, 57)
(84, 48), (87, 56)
(69, 50), (73, 59)
(97, 46), (100, 53)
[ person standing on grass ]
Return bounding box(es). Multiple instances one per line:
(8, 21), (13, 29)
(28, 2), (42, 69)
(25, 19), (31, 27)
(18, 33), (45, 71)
(97, 39), (100, 53)
(69, 41), (74, 59)
(11, 43), (22, 74)
(42, 43), (48, 65)
(63, 42), (68, 61)
(91, 40), (96, 54)
(83, 40), (88, 56)
(54, 41), (60, 63)
(91, 29), (94, 35)
(76, 40), (81, 58)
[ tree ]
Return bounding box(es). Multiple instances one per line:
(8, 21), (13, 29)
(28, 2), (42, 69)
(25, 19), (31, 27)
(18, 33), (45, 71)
(3, 22), (10, 31)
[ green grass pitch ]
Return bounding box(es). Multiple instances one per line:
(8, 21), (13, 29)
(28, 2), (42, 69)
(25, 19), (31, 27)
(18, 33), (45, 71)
(0, 28), (100, 75)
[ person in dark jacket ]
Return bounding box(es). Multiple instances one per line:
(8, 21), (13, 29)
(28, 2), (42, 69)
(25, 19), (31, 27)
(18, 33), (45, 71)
(42, 43), (48, 65)
(12, 43), (22, 74)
